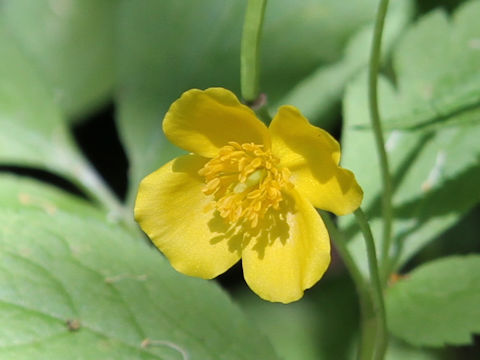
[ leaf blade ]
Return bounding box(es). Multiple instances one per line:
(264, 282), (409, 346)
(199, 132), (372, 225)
(2, 0), (117, 120)
(0, 207), (279, 360)
(340, 0), (480, 274)
(386, 255), (480, 347)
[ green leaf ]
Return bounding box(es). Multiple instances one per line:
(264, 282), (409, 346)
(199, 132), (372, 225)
(0, 19), (79, 171)
(260, 0), (383, 104)
(0, 207), (279, 360)
(0, 21), (122, 216)
(341, 71), (480, 275)
(386, 255), (480, 347)
(2, 0), (117, 120)
(276, 0), (414, 128)
(377, 1), (480, 130)
(385, 338), (441, 360)
(0, 174), (105, 220)
(339, 2), (480, 275)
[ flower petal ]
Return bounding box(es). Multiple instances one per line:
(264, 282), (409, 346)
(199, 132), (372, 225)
(163, 88), (270, 158)
(134, 155), (242, 279)
(270, 105), (363, 215)
(241, 189), (330, 303)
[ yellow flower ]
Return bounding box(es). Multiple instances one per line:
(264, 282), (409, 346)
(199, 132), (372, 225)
(134, 88), (363, 303)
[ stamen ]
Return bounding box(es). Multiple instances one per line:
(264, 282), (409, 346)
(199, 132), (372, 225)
(198, 142), (293, 227)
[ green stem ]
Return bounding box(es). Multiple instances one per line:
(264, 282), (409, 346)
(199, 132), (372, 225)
(241, 0), (267, 102)
(321, 212), (383, 360)
(355, 208), (388, 360)
(320, 211), (366, 298)
(368, 0), (393, 277)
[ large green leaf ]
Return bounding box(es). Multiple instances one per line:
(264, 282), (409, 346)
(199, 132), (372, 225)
(260, 0), (380, 103)
(0, 19), (76, 171)
(0, 174), (104, 220)
(341, 72), (480, 275)
(276, 0), (414, 128)
(2, 0), (117, 120)
(0, 208), (279, 359)
(378, 1), (480, 130)
(339, 1), (480, 276)
(385, 340), (441, 360)
(0, 20), (120, 215)
(115, 0), (393, 209)
(386, 255), (480, 347)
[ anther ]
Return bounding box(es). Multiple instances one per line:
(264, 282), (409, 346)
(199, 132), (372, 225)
(198, 142), (293, 227)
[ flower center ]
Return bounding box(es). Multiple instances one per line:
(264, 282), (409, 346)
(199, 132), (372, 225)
(198, 142), (293, 228)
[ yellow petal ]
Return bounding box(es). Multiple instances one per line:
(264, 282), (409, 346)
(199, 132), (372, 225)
(163, 88), (270, 158)
(134, 155), (242, 279)
(241, 189), (330, 303)
(270, 105), (363, 215)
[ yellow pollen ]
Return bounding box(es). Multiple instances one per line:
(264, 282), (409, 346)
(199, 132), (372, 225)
(198, 142), (293, 227)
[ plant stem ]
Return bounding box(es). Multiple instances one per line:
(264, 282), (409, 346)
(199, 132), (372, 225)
(355, 208), (388, 360)
(320, 211), (366, 298)
(321, 211), (384, 360)
(368, 0), (393, 277)
(241, 0), (267, 102)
